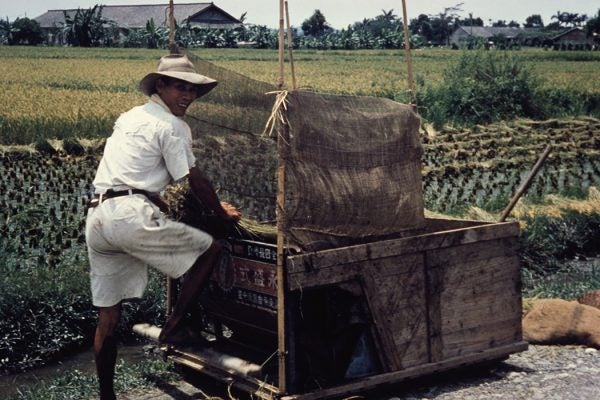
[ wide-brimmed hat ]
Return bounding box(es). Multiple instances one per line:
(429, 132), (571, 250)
(139, 54), (217, 98)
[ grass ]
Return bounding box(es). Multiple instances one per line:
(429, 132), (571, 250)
(7, 357), (177, 400)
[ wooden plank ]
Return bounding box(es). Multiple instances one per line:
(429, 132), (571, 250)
(425, 217), (488, 231)
(370, 252), (424, 277)
(442, 304), (521, 337)
(287, 221), (520, 276)
(426, 251), (443, 363)
(440, 295), (521, 324)
(279, 341), (528, 400)
(440, 317), (523, 358)
(439, 257), (521, 289)
(288, 251), (427, 290)
(387, 320), (429, 368)
(441, 281), (521, 312)
(370, 254), (429, 369)
(443, 278), (520, 306)
(287, 236), (519, 291)
(442, 316), (523, 343)
(426, 237), (520, 268)
(287, 261), (362, 290)
(360, 273), (404, 371)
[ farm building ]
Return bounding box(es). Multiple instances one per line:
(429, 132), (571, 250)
(551, 27), (596, 50)
(450, 25), (598, 50)
(33, 2), (242, 45)
(449, 26), (543, 47)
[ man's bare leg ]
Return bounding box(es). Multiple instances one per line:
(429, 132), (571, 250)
(159, 241), (222, 344)
(94, 303), (122, 400)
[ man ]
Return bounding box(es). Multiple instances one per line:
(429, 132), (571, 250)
(85, 54), (240, 400)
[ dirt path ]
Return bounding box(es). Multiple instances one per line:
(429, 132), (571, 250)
(121, 344), (600, 400)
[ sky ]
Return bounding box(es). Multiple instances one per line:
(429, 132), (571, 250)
(2, 0), (599, 29)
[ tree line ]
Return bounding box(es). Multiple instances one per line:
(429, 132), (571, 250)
(1, 4), (599, 50)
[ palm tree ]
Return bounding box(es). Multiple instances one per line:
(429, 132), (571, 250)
(571, 13), (588, 27)
(551, 11), (570, 27)
(380, 9), (396, 24)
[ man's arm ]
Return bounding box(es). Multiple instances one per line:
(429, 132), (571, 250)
(188, 165), (241, 221)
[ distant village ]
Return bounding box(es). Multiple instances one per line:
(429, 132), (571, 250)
(1, 3), (599, 50)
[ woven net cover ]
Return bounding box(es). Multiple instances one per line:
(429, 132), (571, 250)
(184, 52), (278, 223)
(279, 90), (424, 251)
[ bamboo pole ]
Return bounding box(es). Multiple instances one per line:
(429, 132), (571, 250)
(276, 154), (287, 393)
(276, 2), (288, 393)
(277, 0), (285, 89)
(165, 1), (177, 315)
(168, 0), (177, 53)
(285, 1), (297, 89)
(401, 0), (416, 106)
(499, 145), (552, 222)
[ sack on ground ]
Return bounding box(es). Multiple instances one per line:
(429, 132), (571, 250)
(522, 298), (600, 348)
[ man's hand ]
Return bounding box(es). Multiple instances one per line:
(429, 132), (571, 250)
(220, 201), (241, 221)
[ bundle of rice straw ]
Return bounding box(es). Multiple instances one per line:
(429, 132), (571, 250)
(163, 182), (277, 242)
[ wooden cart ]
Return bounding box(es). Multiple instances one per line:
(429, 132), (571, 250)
(161, 91), (526, 399)
(163, 217), (526, 399)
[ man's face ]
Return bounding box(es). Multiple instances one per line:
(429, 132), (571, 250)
(156, 78), (198, 116)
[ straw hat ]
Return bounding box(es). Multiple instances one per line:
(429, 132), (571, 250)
(139, 54), (217, 98)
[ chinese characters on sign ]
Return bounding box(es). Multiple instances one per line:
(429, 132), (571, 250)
(211, 240), (279, 310)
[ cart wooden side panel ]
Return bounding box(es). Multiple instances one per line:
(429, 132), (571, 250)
(163, 218), (526, 400)
(286, 218), (525, 376)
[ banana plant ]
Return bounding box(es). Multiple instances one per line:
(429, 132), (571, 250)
(61, 4), (108, 47)
(0, 17), (13, 44)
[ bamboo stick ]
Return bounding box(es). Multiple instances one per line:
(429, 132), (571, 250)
(285, 1), (297, 89)
(401, 0), (416, 106)
(499, 145), (552, 222)
(277, 0), (285, 89)
(168, 0), (177, 53)
(276, 2), (288, 392)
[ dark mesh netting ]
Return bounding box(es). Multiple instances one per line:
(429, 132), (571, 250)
(184, 51), (278, 223)
(175, 52), (424, 251)
(277, 91), (424, 251)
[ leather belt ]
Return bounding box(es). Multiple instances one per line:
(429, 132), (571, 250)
(88, 188), (149, 209)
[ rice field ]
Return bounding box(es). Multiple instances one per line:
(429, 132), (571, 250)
(1, 45), (600, 270)
(2, 46), (600, 144)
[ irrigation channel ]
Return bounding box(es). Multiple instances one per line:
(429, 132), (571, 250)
(0, 344), (147, 398)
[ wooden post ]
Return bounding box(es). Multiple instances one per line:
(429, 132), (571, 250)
(499, 145), (552, 222)
(285, 1), (297, 90)
(276, 156), (287, 393)
(277, 0), (285, 89)
(401, 0), (416, 106)
(276, 1), (288, 392)
(168, 0), (178, 54)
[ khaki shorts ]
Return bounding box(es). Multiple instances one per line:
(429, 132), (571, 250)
(85, 194), (213, 307)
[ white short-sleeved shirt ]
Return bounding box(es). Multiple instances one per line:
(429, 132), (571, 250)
(93, 94), (196, 194)
(86, 95), (213, 307)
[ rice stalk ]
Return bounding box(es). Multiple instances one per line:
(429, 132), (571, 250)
(163, 181), (276, 241)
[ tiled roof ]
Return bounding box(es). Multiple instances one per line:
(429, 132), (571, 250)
(456, 26), (539, 39)
(34, 2), (241, 29)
